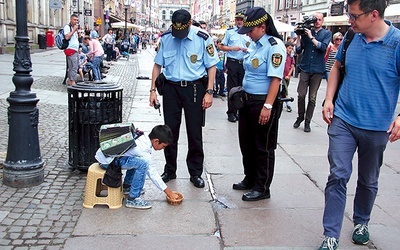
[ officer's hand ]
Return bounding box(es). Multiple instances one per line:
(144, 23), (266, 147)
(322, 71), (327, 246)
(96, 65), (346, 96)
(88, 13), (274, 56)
(202, 94), (213, 110)
(149, 91), (157, 107)
(259, 108), (271, 125)
(388, 116), (400, 143)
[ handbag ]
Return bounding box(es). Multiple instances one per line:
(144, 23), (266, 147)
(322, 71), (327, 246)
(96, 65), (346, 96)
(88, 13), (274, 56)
(102, 160), (122, 188)
(228, 86), (245, 111)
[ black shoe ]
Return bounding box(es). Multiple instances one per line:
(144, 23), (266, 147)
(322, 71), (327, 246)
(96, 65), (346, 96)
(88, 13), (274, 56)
(293, 118), (304, 128)
(161, 172), (176, 183)
(232, 181), (252, 190)
(304, 123), (311, 133)
(242, 190), (270, 201)
(219, 93), (226, 97)
(287, 105), (292, 112)
(190, 176), (205, 188)
(228, 114), (237, 123)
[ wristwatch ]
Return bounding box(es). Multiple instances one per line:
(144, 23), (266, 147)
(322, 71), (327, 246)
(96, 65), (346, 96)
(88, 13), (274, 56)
(263, 103), (273, 110)
(206, 89), (214, 95)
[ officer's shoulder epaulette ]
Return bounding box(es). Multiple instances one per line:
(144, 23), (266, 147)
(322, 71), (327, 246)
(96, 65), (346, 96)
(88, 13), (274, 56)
(268, 37), (277, 46)
(161, 30), (172, 37)
(197, 30), (209, 40)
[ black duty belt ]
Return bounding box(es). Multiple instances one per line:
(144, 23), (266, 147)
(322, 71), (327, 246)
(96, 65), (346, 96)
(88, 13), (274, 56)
(244, 92), (267, 101)
(167, 79), (201, 87)
(228, 57), (243, 64)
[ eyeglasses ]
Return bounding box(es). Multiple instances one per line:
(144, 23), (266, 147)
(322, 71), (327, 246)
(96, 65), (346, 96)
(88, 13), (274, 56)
(346, 11), (372, 21)
(335, 38), (343, 41)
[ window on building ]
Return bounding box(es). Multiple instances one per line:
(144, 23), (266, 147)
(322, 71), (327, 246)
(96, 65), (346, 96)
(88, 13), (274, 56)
(162, 10), (166, 20)
(278, 0), (284, 10)
(285, 0), (290, 9)
(293, 0), (297, 7)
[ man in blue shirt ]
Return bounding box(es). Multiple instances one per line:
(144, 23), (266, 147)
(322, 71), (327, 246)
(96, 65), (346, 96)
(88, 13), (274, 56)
(319, 0), (400, 249)
(220, 12), (251, 122)
(149, 9), (219, 189)
(293, 12), (331, 132)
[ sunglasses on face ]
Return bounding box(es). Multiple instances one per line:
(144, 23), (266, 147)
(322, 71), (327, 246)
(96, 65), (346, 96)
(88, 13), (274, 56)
(335, 38), (343, 41)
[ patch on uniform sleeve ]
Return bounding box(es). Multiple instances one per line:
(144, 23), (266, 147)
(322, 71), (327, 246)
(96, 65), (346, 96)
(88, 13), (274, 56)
(206, 44), (215, 57)
(246, 41), (250, 47)
(271, 53), (283, 68)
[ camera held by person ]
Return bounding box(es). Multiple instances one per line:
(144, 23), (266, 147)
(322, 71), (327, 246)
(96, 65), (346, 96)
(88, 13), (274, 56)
(294, 16), (317, 35)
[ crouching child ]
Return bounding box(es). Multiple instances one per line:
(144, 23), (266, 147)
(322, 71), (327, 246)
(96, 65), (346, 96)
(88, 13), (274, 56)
(95, 124), (180, 209)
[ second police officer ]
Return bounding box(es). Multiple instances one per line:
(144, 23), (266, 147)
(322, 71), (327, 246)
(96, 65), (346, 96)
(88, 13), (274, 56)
(220, 12), (251, 122)
(232, 7), (286, 201)
(149, 9), (219, 188)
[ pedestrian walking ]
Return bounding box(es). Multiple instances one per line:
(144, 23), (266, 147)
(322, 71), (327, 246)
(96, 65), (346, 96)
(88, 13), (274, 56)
(293, 12), (332, 132)
(232, 7), (286, 201)
(324, 32), (343, 80)
(149, 9), (219, 188)
(103, 28), (115, 65)
(282, 42), (295, 112)
(219, 12), (251, 122)
(319, 0), (400, 249)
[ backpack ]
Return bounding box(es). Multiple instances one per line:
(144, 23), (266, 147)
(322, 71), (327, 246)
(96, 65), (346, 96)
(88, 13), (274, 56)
(99, 123), (143, 157)
(55, 25), (71, 50)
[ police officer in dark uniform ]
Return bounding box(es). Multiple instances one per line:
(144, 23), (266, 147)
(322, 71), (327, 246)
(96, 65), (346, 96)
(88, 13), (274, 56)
(220, 12), (251, 122)
(149, 9), (219, 188)
(232, 7), (286, 201)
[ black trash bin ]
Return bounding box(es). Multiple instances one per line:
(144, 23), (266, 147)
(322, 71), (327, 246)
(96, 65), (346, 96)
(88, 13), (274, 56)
(68, 82), (123, 170)
(38, 34), (46, 49)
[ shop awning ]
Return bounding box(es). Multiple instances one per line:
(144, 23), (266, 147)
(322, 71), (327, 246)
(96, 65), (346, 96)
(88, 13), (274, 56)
(108, 14), (124, 23)
(324, 15), (349, 26)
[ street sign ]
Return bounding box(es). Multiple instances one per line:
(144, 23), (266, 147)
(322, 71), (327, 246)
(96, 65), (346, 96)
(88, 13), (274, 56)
(85, 10), (92, 16)
(49, 0), (63, 9)
(96, 17), (103, 25)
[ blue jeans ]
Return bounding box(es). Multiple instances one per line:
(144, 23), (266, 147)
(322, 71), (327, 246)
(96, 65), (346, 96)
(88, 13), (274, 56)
(322, 117), (388, 238)
(106, 156), (149, 199)
(91, 56), (103, 80)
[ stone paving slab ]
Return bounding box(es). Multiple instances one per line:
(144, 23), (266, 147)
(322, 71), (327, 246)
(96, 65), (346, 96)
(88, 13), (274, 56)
(64, 235), (221, 250)
(74, 201), (216, 236)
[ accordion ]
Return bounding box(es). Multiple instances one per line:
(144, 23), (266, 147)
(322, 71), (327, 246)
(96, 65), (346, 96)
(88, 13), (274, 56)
(99, 123), (142, 157)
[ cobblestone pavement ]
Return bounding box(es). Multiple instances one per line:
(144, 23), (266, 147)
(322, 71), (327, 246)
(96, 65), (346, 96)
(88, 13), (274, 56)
(0, 55), (139, 249)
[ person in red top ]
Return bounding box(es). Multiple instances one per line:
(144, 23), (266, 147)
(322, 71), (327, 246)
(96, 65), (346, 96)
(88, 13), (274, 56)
(281, 42), (295, 112)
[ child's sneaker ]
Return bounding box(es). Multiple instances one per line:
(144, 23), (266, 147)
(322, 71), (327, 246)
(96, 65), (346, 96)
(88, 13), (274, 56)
(287, 105), (292, 112)
(318, 236), (338, 250)
(352, 224), (369, 245)
(125, 197), (152, 209)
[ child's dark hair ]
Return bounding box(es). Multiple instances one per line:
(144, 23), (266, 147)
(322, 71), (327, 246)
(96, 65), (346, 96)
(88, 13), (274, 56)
(285, 42), (294, 48)
(148, 125), (173, 144)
